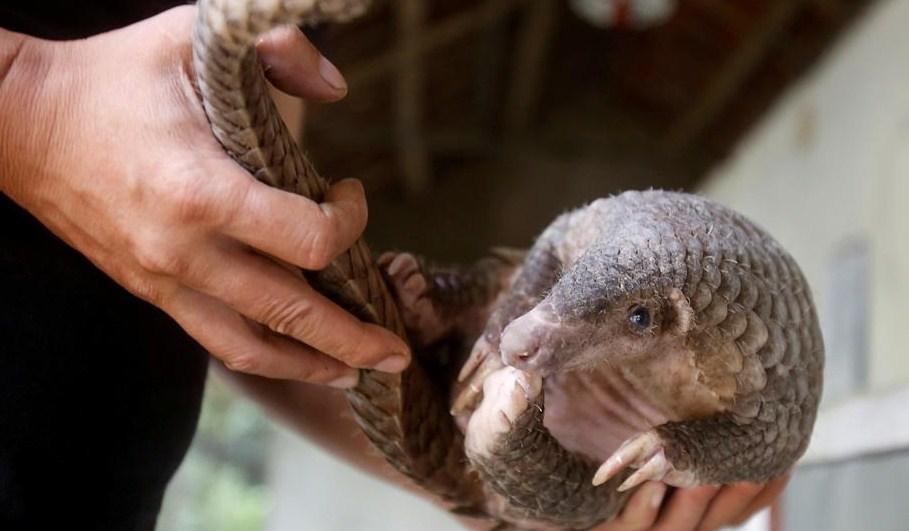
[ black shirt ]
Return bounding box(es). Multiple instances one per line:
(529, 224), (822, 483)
(0, 3), (208, 529)
(0, 1), (183, 39)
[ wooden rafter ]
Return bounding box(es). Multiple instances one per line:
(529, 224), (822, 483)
(664, 0), (809, 151)
(346, 0), (527, 89)
(394, 0), (430, 195)
(503, 0), (559, 136)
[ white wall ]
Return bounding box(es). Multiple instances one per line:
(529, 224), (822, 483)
(265, 425), (463, 531)
(701, 0), (909, 399)
(701, 6), (909, 528)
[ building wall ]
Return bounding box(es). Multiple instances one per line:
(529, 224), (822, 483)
(701, 0), (909, 399)
(265, 424), (462, 531)
(701, 1), (909, 529)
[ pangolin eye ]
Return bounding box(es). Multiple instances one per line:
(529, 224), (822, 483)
(628, 306), (651, 330)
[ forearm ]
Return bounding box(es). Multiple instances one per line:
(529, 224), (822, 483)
(220, 367), (381, 471)
(222, 369), (488, 529)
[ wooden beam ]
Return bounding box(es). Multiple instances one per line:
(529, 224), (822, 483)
(473, 17), (510, 126)
(664, 0), (808, 151)
(305, 125), (494, 154)
(394, 0), (430, 195)
(503, 0), (559, 136)
(345, 0), (527, 89)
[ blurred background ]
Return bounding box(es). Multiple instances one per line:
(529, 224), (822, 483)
(158, 0), (909, 529)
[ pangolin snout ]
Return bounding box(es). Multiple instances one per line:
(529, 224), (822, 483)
(499, 303), (564, 376)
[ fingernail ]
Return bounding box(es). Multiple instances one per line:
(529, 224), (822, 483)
(650, 483), (667, 508)
(327, 372), (359, 389)
(318, 56), (347, 93)
(374, 355), (409, 373)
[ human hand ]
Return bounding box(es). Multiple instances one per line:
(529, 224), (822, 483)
(592, 475), (790, 531)
(0, 6), (409, 387)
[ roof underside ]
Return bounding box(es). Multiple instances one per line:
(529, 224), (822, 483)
(298, 0), (873, 257)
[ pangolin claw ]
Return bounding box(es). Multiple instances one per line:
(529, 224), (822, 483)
(464, 367), (543, 457)
(593, 430), (697, 489)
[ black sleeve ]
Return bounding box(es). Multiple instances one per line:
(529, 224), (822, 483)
(0, 0), (185, 39)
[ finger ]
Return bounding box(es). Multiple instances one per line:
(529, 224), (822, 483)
(178, 240), (410, 371)
(605, 482), (666, 531)
(733, 474), (790, 525)
(256, 25), (347, 101)
(224, 177), (368, 271)
(168, 286), (360, 387)
(696, 483), (765, 531)
(652, 485), (720, 531)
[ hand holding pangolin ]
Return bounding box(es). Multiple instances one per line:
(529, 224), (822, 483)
(192, 1), (823, 529)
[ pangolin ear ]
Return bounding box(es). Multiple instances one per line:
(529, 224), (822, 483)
(666, 288), (695, 335)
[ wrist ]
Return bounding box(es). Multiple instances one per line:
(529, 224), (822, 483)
(0, 29), (61, 202)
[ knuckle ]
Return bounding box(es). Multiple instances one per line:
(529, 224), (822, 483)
(300, 222), (338, 269)
(339, 330), (372, 367)
(133, 238), (188, 277)
(129, 276), (166, 305)
(222, 352), (260, 374)
(169, 178), (217, 226)
(111, 263), (172, 307)
(262, 298), (317, 338)
(292, 362), (330, 384)
(214, 177), (254, 230)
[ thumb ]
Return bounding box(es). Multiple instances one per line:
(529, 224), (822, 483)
(256, 25), (348, 101)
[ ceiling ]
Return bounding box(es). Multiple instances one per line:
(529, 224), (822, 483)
(297, 0), (874, 257)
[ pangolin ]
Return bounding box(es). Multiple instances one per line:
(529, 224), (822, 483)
(191, 1), (824, 529)
(409, 190), (825, 529)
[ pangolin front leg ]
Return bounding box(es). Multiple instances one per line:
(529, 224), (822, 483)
(465, 367), (632, 530)
(594, 401), (819, 492)
(592, 430), (697, 490)
(379, 249), (524, 348)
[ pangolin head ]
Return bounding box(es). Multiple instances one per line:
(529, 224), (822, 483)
(500, 212), (698, 377)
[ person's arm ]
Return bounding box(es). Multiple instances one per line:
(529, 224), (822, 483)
(0, 7), (409, 387)
(227, 368), (788, 531)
